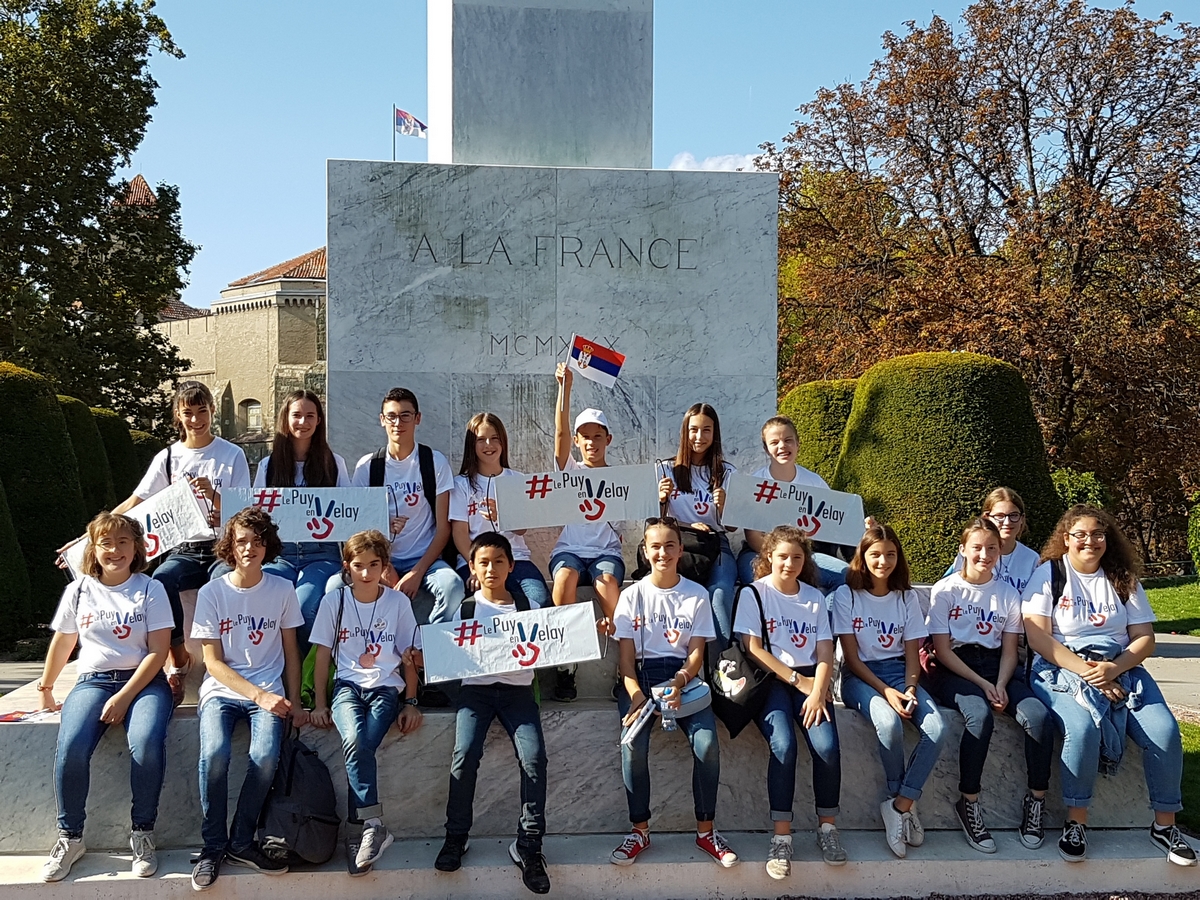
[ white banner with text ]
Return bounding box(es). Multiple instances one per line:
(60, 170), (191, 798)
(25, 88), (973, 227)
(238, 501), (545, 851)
(421, 603), (602, 683)
(721, 473), (866, 547)
(220, 487), (389, 542)
(494, 464), (659, 530)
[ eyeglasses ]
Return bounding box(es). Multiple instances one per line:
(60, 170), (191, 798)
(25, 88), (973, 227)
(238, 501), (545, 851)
(381, 412), (416, 424)
(987, 512), (1024, 523)
(1068, 531), (1107, 543)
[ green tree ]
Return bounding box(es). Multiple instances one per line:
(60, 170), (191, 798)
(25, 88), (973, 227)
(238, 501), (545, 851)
(92, 406), (141, 499)
(760, 0), (1200, 559)
(0, 1), (195, 429)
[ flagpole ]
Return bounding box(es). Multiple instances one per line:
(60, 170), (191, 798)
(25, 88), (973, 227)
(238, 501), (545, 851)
(392, 105), (396, 162)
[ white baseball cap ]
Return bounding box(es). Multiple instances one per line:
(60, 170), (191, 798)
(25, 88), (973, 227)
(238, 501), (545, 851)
(574, 408), (610, 432)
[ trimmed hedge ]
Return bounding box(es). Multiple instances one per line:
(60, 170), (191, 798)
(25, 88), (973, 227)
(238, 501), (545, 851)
(0, 363), (87, 620)
(0, 474), (33, 646)
(91, 407), (141, 500)
(832, 352), (1061, 582)
(130, 430), (166, 474)
(58, 395), (116, 516)
(779, 378), (857, 483)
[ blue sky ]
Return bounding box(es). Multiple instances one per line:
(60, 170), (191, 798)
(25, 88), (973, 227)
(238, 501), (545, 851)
(125, 0), (1200, 308)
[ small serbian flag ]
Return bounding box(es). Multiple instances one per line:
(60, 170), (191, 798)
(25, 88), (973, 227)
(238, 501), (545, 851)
(568, 333), (626, 388)
(395, 107), (428, 139)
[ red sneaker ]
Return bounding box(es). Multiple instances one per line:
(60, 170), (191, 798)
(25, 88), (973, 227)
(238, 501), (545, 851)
(696, 830), (739, 868)
(610, 829), (650, 866)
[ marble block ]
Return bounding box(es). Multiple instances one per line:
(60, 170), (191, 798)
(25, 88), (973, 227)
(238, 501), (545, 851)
(327, 160), (779, 471)
(428, 0), (654, 168)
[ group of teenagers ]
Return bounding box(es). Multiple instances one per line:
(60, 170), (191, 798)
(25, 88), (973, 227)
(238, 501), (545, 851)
(35, 364), (1195, 893)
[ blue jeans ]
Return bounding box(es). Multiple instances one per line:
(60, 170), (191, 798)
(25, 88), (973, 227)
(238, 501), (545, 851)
(549, 552), (625, 586)
(841, 657), (946, 802)
(446, 683), (546, 852)
(326, 556), (465, 625)
(616, 656), (720, 824)
(1031, 661), (1183, 811)
(708, 535), (737, 652)
(198, 696), (286, 853)
(214, 542), (342, 655)
(456, 559), (550, 608)
(927, 646), (1052, 795)
(55, 670), (173, 836)
(331, 681), (400, 822)
(755, 675), (841, 820)
(154, 544), (218, 646)
(737, 545), (848, 595)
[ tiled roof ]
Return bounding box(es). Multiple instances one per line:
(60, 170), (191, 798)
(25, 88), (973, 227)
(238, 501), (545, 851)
(122, 174), (157, 207)
(159, 297), (210, 321)
(228, 247), (326, 287)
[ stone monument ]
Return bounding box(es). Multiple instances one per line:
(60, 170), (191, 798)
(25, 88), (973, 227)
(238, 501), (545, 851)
(327, 0), (778, 482)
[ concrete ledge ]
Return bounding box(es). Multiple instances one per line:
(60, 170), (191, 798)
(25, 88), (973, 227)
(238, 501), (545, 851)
(1, 831), (1196, 898)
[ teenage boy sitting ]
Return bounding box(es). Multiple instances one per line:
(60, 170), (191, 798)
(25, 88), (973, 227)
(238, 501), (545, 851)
(348, 387), (464, 624)
(548, 362), (625, 701)
(427, 533), (551, 895)
(189, 509), (306, 891)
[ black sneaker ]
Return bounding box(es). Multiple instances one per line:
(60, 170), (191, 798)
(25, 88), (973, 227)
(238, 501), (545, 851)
(509, 840), (551, 894)
(1058, 820), (1087, 862)
(553, 667), (577, 702)
(1150, 823), (1198, 867)
(225, 843), (289, 875)
(345, 836), (370, 877)
(435, 833), (470, 872)
(954, 796), (996, 853)
(190, 850), (223, 892)
(1020, 793), (1045, 849)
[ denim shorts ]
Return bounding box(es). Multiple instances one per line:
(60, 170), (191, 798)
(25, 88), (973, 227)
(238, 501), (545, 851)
(549, 551), (625, 586)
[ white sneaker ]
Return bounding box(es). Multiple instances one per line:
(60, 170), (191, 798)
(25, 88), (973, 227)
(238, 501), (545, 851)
(42, 834), (85, 882)
(904, 802), (925, 846)
(880, 799), (906, 858)
(765, 835), (792, 880)
(131, 829), (158, 877)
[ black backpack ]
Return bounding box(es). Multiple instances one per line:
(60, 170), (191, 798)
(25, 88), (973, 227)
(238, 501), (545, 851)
(369, 444), (458, 567)
(258, 728), (340, 864)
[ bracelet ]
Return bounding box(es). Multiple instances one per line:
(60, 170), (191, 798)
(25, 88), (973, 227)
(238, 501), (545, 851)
(35, 682), (53, 693)
(676, 669), (690, 686)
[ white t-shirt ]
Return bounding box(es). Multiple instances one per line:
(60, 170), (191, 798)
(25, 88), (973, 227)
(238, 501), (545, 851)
(751, 463), (827, 490)
(551, 456), (623, 558)
(1021, 560), (1156, 651)
(449, 470), (533, 566)
(614, 576), (716, 660)
(949, 541), (1040, 595)
(134, 438), (251, 542)
(927, 573), (1023, 651)
(191, 573), (304, 708)
(352, 446), (453, 562)
(458, 593), (535, 688)
(309, 585), (420, 690)
(659, 461), (736, 532)
(831, 585), (928, 663)
(50, 574), (174, 673)
(732, 578), (832, 668)
(253, 453), (351, 488)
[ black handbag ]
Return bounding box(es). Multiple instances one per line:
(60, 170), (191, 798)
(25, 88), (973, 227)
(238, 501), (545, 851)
(631, 491), (722, 584)
(708, 584), (777, 738)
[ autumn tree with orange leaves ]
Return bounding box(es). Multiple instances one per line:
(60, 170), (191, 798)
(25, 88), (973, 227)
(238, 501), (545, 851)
(759, 0), (1200, 559)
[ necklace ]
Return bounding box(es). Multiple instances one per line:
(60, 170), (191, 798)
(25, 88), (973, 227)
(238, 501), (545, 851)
(349, 586), (382, 668)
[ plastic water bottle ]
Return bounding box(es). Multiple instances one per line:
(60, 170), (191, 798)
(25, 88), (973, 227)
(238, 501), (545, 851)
(660, 686), (678, 732)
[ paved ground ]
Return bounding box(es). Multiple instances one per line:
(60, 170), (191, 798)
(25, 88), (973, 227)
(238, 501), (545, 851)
(0, 662), (45, 696)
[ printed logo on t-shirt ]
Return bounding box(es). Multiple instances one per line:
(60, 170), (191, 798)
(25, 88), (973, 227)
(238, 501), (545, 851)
(790, 620), (819, 649)
(390, 480), (423, 508)
(336, 624), (396, 657)
(80, 608), (145, 639)
(630, 614), (645, 631)
(1087, 597), (1118, 627)
(854, 614), (903, 648)
(973, 606), (1003, 636)
(648, 611), (693, 647)
(219, 614), (278, 645)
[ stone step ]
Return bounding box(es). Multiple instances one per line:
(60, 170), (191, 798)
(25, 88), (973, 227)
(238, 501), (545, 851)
(1, 830), (1194, 898)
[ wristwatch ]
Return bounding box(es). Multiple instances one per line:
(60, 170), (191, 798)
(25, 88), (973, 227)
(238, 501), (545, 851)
(788, 671), (800, 686)
(403, 697), (419, 707)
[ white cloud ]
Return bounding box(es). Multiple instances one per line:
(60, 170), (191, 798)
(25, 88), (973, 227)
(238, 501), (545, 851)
(667, 151), (758, 172)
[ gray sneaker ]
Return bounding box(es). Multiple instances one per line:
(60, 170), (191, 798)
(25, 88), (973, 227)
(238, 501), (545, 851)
(765, 835), (792, 880)
(130, 829), (158, 877)
(42, 834), (85, 883)
(356, 822), (394, 869)
(816, 823), (847, 866)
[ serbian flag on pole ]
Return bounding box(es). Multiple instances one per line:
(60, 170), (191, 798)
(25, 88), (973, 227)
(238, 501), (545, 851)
(395, 108), (428, 138)
(568, 333), (626, 388)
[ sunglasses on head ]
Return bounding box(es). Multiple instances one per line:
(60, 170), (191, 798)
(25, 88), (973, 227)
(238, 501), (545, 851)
(644, 516), (679, 528)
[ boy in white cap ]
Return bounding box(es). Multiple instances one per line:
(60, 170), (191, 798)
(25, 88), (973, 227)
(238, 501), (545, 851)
(550, 362), (625, 701)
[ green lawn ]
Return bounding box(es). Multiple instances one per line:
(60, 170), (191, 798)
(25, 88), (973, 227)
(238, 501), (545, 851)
(1182, 721), (1200, 834)
(1144, 577), (1200, 636)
